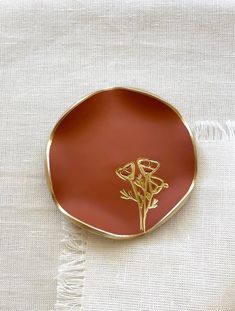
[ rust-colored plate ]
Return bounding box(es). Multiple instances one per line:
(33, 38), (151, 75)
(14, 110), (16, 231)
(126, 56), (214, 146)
(46, 87), (197, 239)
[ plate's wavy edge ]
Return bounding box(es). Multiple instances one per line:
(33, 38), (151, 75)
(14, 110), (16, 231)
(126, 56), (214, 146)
(45, 86), (197, 240)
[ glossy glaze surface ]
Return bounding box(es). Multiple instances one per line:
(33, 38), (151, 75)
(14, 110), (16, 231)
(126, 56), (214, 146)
(48, 88), (196, 236)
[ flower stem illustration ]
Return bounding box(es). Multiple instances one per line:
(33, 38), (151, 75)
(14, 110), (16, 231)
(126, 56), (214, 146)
(116, 158), (169, 232)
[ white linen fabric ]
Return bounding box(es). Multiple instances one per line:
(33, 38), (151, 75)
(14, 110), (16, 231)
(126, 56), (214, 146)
(81, 138), (235, 311)
(0, 1), (234, 310)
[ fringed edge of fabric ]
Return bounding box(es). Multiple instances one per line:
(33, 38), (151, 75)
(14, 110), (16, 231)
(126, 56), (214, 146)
(193, 120), (235, 141)
(55, 221), (87, 311)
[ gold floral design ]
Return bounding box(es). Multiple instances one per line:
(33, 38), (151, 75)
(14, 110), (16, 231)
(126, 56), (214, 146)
(116, 158), (169, 232)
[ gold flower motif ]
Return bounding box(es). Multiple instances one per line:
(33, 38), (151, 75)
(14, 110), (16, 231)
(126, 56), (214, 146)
(116, 162), (135, 181)
(116, 158), (169, 232)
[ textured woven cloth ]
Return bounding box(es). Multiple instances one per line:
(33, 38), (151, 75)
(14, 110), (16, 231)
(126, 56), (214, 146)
(81, 138), (235, 311)
(0, 1), (234, 310)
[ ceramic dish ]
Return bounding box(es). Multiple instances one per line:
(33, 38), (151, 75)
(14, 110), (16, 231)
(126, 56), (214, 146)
(46, 87), (197, 239)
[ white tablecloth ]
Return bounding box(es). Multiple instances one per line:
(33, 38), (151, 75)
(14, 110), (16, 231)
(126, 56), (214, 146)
(0, 1), (234, 310)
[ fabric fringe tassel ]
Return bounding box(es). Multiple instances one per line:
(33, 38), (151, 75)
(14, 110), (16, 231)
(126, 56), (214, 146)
(193, 120), (235, 141)
(55, 221), (87, 311)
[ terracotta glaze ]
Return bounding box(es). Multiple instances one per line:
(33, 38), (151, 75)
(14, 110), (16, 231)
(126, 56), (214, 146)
(46, 88), (197, 239)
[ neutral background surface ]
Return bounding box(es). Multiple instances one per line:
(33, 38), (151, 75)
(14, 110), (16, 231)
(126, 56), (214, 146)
(0, 1), (234, 310)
